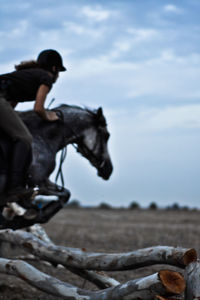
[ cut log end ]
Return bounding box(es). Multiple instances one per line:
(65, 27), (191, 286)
(182, 248), (197, 265)
(159, 270), (185, 294)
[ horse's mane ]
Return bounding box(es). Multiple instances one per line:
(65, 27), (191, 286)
(56, 104), (98, 116)
(20, 104), (96, 118)
(19, 104), (107, 130)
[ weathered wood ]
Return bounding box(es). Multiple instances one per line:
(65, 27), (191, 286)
(29, 224), (120, 289)
(1, 205), (120, 290)
(15, 254), (120, 289)
(0, 230), (196, 271)
(185, 259), (200, 300)
(7, 203), (54, 244)
(0, 259), (185, 300)
(68, 268), (120, 289)
(0, 257), (90, 300)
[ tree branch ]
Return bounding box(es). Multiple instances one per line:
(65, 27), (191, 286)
(1, 209), (120, 290)
(0, 259), (185, 300)
(184, 259), (200, 299)
(0, 230), (196, 271)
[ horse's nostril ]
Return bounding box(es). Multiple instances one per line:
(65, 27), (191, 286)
(98, 160), (113, 180)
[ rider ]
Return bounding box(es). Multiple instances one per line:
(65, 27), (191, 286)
(0, 49), (66, 198)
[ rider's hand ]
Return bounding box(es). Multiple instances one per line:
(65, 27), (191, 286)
(34, 85), (59, 122)
(45, 110), (59, 121)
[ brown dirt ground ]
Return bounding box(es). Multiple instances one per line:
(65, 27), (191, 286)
(0, 207), (200, 299)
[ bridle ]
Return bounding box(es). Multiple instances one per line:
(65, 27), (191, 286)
(53, 108), (106, 188)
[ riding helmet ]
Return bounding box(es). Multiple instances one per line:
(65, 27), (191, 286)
(37, 49), (66, 72)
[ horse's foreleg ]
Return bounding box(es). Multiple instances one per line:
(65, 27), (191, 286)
(0, 196), (69, 230)
(37, 198), (67, 223)
(38, 179), (71, 202)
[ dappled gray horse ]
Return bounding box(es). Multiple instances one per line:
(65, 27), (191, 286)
(0, 104), (113, 229)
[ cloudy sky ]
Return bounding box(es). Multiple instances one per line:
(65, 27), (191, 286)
(1, 0), (200, 207)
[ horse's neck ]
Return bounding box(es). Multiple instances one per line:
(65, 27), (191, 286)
(21, 106), (92, 151)
(61, 108), (91, 145)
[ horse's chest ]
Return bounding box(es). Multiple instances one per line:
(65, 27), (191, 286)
(31, 138), (56, 173)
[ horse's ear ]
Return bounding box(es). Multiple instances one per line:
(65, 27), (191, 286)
(96, 107), (106, 126)
(97, 107), (103, 118)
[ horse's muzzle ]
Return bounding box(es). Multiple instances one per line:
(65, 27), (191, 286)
(97, 159), (113, 180)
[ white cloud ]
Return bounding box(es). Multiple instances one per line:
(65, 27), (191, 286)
(64, 22), (105, 38)
(105, 41), (132, 60)
(127, 28), (158, 41)
(98, 28), (159, 61)
(163, 4), (182, 14)
(81, 5), (112, 22)
(63, 48), (200, 106)
(0, 20), (29, 39)
(133, 105), (200, 132)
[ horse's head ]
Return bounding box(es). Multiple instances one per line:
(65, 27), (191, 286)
(77, 107), (113, 180)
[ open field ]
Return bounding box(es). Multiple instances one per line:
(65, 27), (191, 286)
(0, 207), (200, 299)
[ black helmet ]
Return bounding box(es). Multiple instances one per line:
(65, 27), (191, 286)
(37, 49), (66, 72)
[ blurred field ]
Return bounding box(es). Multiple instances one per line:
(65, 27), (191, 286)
(0, 207), (200, 299)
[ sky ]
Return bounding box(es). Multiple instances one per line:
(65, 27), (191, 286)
(1, 0), (200, 208)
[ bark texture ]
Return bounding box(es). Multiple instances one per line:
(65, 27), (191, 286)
(185, 260), (200, 300)
(0, 229), (196, 271)
(0, 260), (185, 300)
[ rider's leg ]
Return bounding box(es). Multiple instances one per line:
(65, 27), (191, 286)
(0, 146), (8, 194)
(0, 173), (6, 194)
(9, 139), (32, 189)
(0, 94), (33, 194)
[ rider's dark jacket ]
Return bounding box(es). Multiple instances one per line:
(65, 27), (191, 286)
(0, 67), (55, 193)
(0, 68), (53, 102)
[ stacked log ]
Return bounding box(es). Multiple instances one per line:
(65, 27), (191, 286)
(0, 228), (198, 299)
(0, 258), (186, 300)
(185, 260), (200, 299)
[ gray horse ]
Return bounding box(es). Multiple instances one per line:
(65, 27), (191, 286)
(0, 104), (113, 229)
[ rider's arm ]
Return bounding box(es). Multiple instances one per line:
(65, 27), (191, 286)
(34, 84), (59, 121)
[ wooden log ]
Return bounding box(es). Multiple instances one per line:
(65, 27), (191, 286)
(1, 206), (120, 290)
(105, 270), (185, 300)
(185, 259), (200, 300)
(0, 230), (196, 271)
(27, 223), (53, 244)
(15, 255), (120, 289)
(28, 224), (120, 289)
(0, 259), (185, 300)
(68, 268), (120, 289)
(0, 257), (90, 300)
(7, 203), (56, 244)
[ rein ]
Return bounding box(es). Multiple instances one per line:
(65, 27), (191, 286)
(52, 109), (68, 190)
(55, 146), (67, 189)
(53, 108), (79, 190)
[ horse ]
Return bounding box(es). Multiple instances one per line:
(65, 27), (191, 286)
(0, 104), (113, 229)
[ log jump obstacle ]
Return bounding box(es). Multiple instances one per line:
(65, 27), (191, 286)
(0, 223), (198, 300)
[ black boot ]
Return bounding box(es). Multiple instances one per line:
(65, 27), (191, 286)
(0, 173), (6, 194)
(7, 140), (33, 199)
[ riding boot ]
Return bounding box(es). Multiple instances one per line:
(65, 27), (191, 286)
(0, 173), (7, 205)
(0, 174), (6, 194)
(7, 140), (33, 196)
